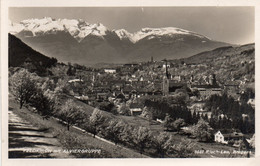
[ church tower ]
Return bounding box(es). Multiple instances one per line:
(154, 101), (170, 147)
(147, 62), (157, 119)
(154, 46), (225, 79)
(162, 60), (170, 96)
(209, 74), (217, 86)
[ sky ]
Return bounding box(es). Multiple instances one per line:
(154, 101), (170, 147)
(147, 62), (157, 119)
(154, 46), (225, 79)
(9, 7), (254, 44)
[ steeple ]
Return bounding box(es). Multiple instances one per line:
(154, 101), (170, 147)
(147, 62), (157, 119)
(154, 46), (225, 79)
(162, 59), (170, 96)
(165, 59), (169, 79)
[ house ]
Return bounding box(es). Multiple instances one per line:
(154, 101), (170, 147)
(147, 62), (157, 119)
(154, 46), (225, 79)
(247, 98), (255, 108)
(169, 82), (187, 93)
(162, 64), (171, 68)
(215, 130), (244, 145)
(129, 103), (143, 116)
(191, 84), (222, 99)
(104, 69), (116, 74)
(115, 93), (126, 103)
(68, 78), (83, 83)
(97, 92), (108, 101)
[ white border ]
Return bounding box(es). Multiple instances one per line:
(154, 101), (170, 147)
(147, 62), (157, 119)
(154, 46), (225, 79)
(1, 0), (260, 166)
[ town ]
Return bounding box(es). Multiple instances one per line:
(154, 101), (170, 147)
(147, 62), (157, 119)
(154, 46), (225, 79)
(9, 41), (255, 158)
(8, 19), (255, 158)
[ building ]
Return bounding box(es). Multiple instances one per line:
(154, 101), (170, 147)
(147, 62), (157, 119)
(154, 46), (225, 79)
(162, 60), (187, 96)
(215, 130), (244, 144)
(162, 64), (171, 68)
(104, 69), (116, 74)
(68, 78), (83, 83)
(162, 60), (170, 96)
(129, 103), (143, 116)
(191, 84), (222, 99)
(190, 74), (222, 99)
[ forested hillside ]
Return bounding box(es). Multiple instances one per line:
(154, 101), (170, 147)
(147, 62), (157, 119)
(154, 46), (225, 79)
(9, 33), (57, 75)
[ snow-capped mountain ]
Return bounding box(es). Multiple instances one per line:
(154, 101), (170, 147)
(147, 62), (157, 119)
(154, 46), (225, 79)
(10, 17), (210, 43)
(9, 17), (230, 65)
(132, 27), (209, 43)
(10, 17), (108, 42)
(114, 29), (135, 43)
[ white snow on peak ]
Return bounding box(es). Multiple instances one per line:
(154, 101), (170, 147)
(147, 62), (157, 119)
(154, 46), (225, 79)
(10, 18), (209, 43)
(76, 23), (108, 41)
(59, 19), (80, 36)
(10, 17), (108, 42)
(9, 20), (25, 35)
(132, 27), (207, 42)
(114, 29), (135, 43)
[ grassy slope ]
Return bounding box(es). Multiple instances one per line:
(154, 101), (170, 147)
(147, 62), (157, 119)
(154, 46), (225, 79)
(63, 96), (251, 158)
(8, 92), (252, 158)
(9, 95), (148, 158)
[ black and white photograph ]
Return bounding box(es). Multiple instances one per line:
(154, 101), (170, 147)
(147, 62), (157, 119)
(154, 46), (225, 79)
(1, 1), (259, 164)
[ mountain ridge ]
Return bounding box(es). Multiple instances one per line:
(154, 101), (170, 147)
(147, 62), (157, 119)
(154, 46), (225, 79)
(10, 17), (232, 65)
(10, 17), (214, 44)
(8, 33), (57, 75)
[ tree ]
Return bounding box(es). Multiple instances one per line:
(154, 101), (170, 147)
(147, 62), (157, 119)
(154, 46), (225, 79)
(132, 126), (152, 154)
(67, 63), (76, 76)
(99, 102), (116, 113)
(118, 103), (130, 115)
(30, 88), (55, 119)
(168, 139), (195, 157)
(163, 114), (173, 131)
(249, 134), (255, 149)
(120, 124), (134, 146)
(173, 118), (186, 132)
(89, 108), (106, 138)
(58, 99), (86, 130)
(9, 69), (38, 109)
(192, 118), (213, 142)
(152, 132), (173, 158)
(105, 120), (125, 145)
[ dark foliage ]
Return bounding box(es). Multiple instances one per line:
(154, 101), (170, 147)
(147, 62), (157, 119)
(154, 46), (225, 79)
(144, 99), (192, 124)
(205, 94), (255, 133)
(9, 34), (57, 76)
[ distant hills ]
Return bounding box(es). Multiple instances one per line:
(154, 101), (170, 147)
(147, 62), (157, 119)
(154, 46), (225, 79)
(10, 17), (231, 65)
(183, 43), (255, 64)
(173, 43), (255, 88)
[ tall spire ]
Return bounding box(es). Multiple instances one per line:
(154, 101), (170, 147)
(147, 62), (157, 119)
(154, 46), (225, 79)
(165, 59), (169, 79)
(162, 59), (170, 96)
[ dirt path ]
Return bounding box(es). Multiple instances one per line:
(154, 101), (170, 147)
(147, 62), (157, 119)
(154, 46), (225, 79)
(8, 110), (72, 158)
